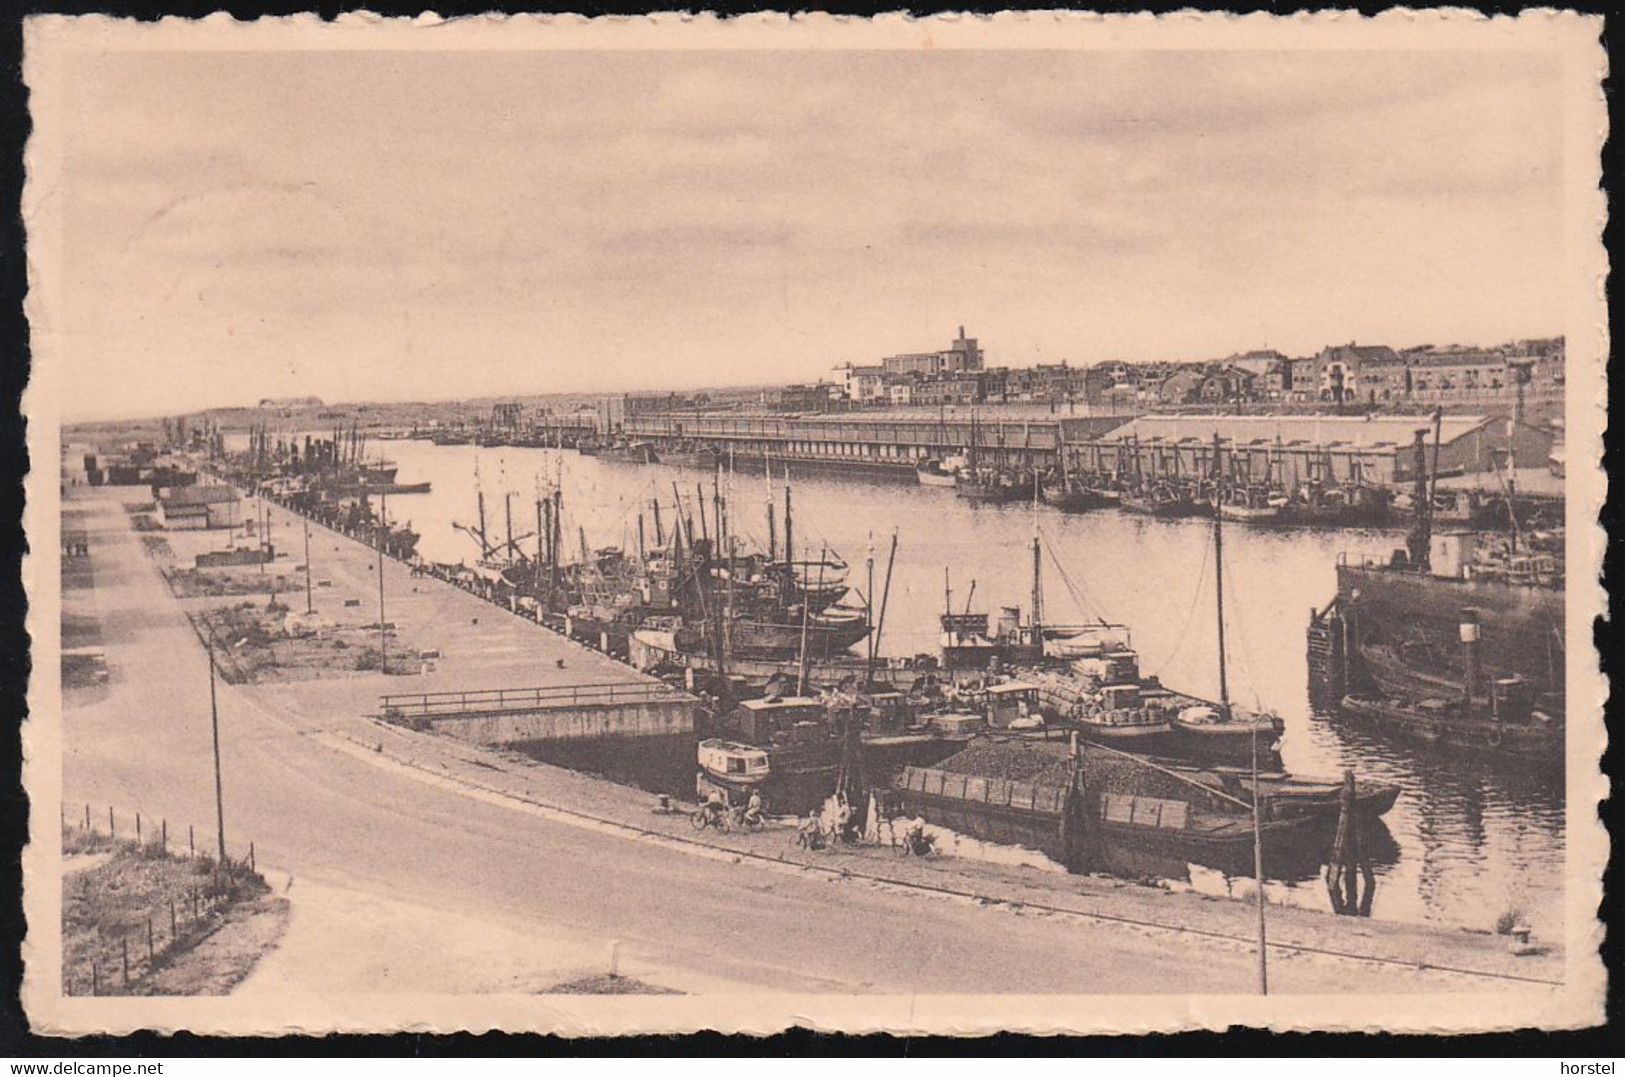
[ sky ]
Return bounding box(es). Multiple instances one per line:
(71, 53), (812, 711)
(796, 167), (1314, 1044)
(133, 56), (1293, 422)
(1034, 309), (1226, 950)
(47, 46), (1565, 419)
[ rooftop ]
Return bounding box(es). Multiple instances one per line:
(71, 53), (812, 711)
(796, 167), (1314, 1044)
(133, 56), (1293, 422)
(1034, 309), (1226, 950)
(160, 483), (241, 506)
(1098, 413), (1493, 450)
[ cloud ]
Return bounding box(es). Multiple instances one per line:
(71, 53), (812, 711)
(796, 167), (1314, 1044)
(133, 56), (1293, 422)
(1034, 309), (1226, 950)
(44, 44), (1567, 418)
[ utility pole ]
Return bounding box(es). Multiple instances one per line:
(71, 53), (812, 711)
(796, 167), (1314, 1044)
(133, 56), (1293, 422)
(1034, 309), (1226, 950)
(206, 635), (227, 867)
(377, 492), (388, 672)
(303, 519), (314, 615)
(377, 536), (387, 671)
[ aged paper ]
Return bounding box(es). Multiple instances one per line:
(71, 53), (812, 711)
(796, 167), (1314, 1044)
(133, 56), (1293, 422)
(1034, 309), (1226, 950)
(22, 11), (1608, 1036)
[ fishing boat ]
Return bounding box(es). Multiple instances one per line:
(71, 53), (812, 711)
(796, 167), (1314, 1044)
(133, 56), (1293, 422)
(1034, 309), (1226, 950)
(728, 605), (872, 659)
(1040, 475), (1114, 513)
(1217, 485), (1287, 523)
(952, 413), (1034, 504)
(1120, 481), (1206, 517)
(916, 458), (959, 487)
(955, 467), (1036, 504)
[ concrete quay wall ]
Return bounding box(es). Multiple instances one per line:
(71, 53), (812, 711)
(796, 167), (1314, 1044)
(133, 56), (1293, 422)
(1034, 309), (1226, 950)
(426, 697), (696, 746)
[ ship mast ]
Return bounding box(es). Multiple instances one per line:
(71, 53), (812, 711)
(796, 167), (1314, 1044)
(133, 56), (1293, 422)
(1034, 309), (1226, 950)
(1210, 434), (1268, 995)
(1211, 433), (1231, 720)
(1031, 480), (1043, 641)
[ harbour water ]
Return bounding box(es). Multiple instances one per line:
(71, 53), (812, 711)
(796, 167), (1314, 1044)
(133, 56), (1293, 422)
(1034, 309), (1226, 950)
(350, 438), (1566, 934)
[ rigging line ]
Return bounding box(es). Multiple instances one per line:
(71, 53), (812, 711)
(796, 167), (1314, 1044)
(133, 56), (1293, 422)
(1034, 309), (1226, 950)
(1037, 529), (1109, 626)
(1146, 534), (1212, 681)
(1220, 549), (1267, 711)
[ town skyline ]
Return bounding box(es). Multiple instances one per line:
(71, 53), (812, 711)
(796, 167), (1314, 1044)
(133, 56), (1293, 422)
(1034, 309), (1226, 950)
(65, 327), (1564, 425)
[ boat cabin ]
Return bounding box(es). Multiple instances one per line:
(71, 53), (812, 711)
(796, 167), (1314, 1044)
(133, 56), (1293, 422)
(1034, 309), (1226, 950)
(726, 695), (827, 743)
(697, 739), (771, 785)
(985, 682), (1041, 729)
(863, 691), (914, 734)
(941, 612), (999, 670)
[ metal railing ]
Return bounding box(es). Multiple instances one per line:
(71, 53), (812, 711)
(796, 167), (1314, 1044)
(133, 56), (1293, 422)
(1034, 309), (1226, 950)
(379, 680), (691, 720)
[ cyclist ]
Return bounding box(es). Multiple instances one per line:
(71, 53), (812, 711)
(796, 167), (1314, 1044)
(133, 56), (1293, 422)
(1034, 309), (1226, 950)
(743, 790), (764, 827)
(704, 787), (728, 827)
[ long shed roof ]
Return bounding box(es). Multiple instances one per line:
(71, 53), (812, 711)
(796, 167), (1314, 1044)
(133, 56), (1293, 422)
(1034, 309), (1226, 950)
(1096, 413), (1492, 450)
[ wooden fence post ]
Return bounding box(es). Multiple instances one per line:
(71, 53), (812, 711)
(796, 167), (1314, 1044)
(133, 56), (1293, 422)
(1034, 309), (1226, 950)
(109, 806), (114, 835)
(249, 842), (255, 872)
(161, 819), (168, 853)
(169, 898), (177, 940)
(121, 938), (129, 985)
(90, 961), (98, 996)
(189, 825), (195, 857)
(136, 813), (142, 844)
(147, 918), (154, 963)
(84, 803), (90, 831)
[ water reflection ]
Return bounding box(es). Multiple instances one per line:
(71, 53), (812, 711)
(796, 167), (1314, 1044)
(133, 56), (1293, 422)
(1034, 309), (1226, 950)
(367, 440), (1568, 932)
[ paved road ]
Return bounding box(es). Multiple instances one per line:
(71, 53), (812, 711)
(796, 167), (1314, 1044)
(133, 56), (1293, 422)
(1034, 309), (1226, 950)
(57, 487), (1494, 997)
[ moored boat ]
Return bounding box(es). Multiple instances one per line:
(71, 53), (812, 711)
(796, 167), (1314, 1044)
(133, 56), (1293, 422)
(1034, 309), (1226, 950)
(916, 459), (959, 487)
(1040, 476), (1113, 513)
(1169, 704), (1285, 764)
(1217, 486), (1286, 522)
(955, 467), (1036, 504)
(1338, 692), (1563, 763)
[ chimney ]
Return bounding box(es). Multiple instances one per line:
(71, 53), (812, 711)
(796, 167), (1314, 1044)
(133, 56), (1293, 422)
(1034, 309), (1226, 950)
(1460, 607), (1482, 714)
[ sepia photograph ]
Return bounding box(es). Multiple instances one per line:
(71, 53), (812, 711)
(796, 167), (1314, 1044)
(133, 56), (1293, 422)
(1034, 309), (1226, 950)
(19, 10), (1608, 1037)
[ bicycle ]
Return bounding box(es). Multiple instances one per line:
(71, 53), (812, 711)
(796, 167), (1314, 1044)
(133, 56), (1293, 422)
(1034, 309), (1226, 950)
(690, 806), (732, 832)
